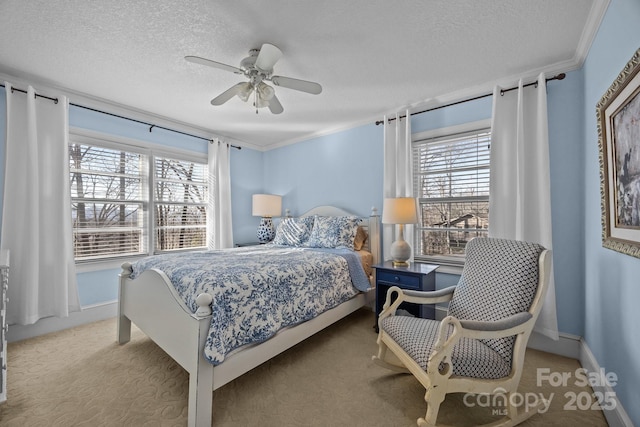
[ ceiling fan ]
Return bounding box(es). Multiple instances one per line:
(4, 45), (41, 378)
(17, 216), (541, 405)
(185, 43), (322, 114)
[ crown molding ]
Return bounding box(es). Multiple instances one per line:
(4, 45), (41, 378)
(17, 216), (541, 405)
(573, 0), (611, 68)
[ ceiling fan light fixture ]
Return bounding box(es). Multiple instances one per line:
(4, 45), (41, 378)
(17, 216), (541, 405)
(257, 82), (275, 101)
(236, 82), (253, 102)
(254, 96), (271, 109)
(189, 42), (321, 114)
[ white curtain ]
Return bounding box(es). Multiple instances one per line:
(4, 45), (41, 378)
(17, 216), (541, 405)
(1, 83), (80, 325)
(207, 139), (233, 249)
(489, 73), (559, 340)
(382, 110), (414, 261)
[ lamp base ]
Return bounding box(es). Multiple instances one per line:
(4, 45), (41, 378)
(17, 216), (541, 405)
(257, 217), (276, 243)
(390, 234), (412, 267)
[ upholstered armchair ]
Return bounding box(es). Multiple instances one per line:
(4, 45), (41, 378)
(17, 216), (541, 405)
(373, 237), (551, 427)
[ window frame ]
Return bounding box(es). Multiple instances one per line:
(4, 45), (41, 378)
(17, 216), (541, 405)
(152, 154), (209, 254)
(70, 128), (208, 272)
(411, 119), (491, 272)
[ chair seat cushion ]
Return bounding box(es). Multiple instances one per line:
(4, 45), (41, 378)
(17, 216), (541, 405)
(380, 315), (511, 379)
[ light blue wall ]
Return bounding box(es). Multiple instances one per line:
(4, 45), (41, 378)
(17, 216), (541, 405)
(546, 72), (586, 336)
(69, 105), (207, 153)
(231, 146), (264, 244)
(263, 124), (384, 217)
(582, 0), (640, 422)
(76, 268), (121, 306)
(410, 95), (492, 134)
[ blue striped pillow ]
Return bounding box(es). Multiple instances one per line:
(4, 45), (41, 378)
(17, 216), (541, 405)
(272, 217), (315, 246)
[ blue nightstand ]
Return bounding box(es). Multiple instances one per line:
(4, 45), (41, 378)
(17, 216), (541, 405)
(374, 262), (438, 328)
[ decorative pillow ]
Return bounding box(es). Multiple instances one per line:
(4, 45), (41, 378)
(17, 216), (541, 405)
(353, 226), (368, 251)
(306, 216), (360, 250)
(272, 216), (315, 246)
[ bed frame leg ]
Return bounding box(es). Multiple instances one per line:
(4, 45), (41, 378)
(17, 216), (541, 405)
(188, 360), (214, 427)
(118, 262), (133, 344)
(117, 314), (131, 344)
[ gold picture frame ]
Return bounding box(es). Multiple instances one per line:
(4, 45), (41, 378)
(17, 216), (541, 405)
(597, 47), (640, 258)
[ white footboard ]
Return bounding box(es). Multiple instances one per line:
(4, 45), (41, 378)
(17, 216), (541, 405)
(118, 263), (214, 427)
(119, 262), (373, 427)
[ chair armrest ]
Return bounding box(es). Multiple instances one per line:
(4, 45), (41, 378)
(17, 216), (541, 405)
(401, 286), (457, 304)
(459, 312), (532, 332)
(379, 286), (456, 321)
(427, 312), (535, 369)
(443, 312), (534, 341)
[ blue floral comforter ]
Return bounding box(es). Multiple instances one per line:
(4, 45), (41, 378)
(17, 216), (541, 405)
(130, 245), (371, 365)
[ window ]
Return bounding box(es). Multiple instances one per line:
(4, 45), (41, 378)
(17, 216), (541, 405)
(154, 156), (207, 252)
(70, 144), (147, 260)
(413, 128), (491, 265)
(70, 137), (208, 261)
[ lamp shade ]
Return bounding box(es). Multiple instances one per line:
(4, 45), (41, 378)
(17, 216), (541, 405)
(382, 197), (418, 224)
(252, 194), (282, 217)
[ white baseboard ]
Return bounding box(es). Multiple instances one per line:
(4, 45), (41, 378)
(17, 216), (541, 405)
(578, 339), (634, 427)
(527, 330), (582, 359)
(6, 301), (117, 343)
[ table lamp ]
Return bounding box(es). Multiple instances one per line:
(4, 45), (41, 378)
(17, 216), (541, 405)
(382, 197), (418, 266)
(252, 194), (282, 243)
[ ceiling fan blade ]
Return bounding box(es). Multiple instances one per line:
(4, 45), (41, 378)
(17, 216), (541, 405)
(268, 94), (284, 114)
(211, 83), (248, 106)
(254, 43), (282, 72)
(185, 55), (243, 74)
(270, 75), (322, 95)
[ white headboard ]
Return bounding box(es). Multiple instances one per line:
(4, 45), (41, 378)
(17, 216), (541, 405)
(299, 205), (381, 265)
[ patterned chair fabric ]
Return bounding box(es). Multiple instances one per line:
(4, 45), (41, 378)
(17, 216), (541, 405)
(381, 315), (511, 379)
(380, 237), (544, 379)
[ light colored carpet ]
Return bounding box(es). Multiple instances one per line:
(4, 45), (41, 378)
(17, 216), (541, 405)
(0, 309), (608, 426)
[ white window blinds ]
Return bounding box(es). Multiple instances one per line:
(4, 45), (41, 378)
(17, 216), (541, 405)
(70, 140), (209, 261)
(70, 144), (147, 260)
(413, 129), (491, 262)
(154, 157), (208, 252)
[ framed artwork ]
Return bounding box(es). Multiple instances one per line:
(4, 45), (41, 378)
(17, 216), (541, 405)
(597, 47), (640, 258)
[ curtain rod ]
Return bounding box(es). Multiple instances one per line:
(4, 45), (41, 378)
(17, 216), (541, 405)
(0, 83), (241, 150)
(0, 83), (60, 104)
(375, 73), (566, 126)
(70, 103), (241, 150)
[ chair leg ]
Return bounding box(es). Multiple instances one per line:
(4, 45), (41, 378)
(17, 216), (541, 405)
(418, 386), (445, 427)
(506, 391), (518, 421)
(499, 392), (548, 427)
(376, 336), (388, 361)
(372, 337), (410, 373)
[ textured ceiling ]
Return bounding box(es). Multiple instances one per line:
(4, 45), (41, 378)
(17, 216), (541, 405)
(0, 0), (607, 150)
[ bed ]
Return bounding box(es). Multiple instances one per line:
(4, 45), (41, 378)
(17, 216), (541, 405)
(117, 205), (380, 426)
